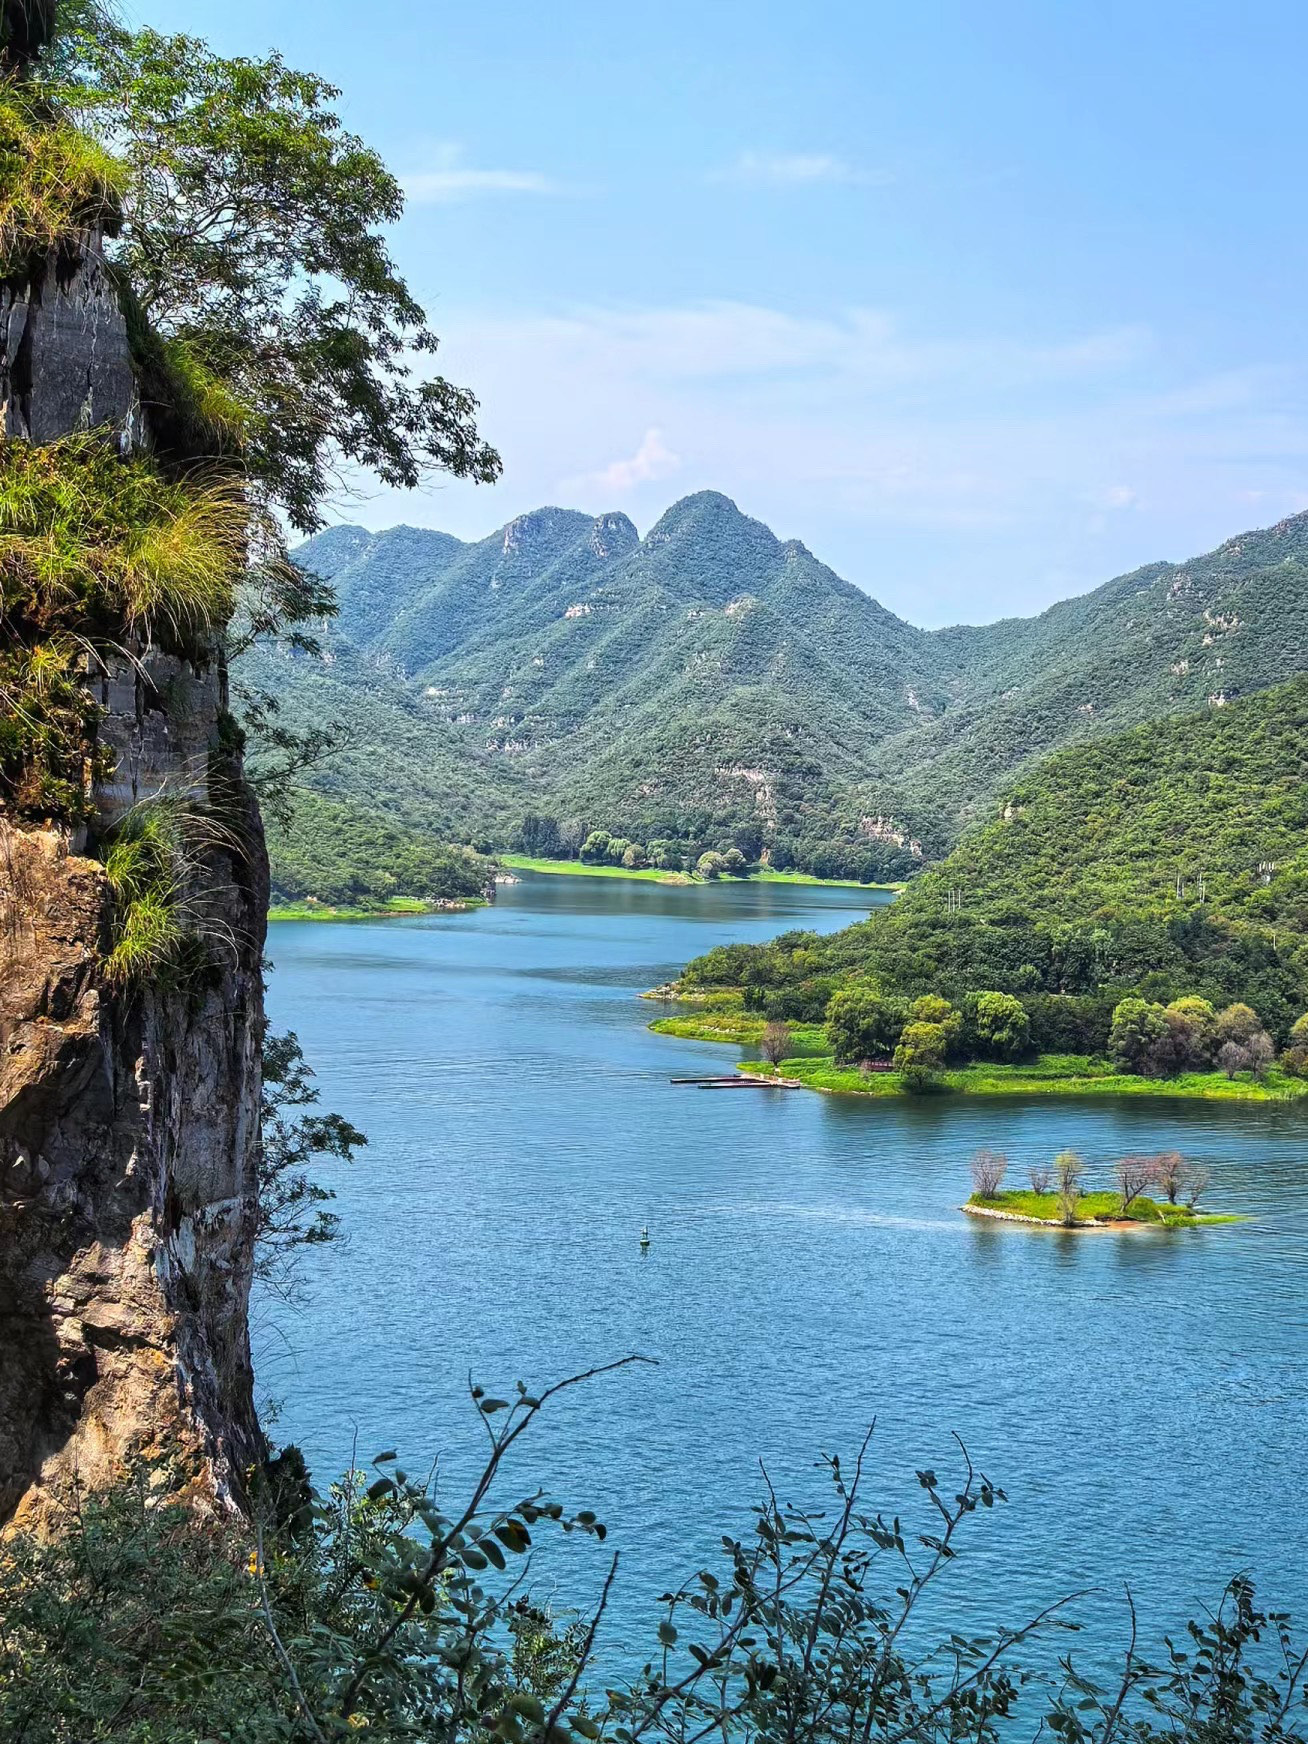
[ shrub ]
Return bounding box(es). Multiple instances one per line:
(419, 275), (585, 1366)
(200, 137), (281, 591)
(0, 634), (111, 818)
(2, 1389), (1298, 1741)
(1028, 1161), (1052, 1193)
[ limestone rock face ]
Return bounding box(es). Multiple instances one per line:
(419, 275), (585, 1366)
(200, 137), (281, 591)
(1, 237), (143, 444)
(0, 197), (269, 1525)
(0, 689), (269, 1529)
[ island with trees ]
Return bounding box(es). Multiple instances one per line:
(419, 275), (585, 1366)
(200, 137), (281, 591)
(961, 1148), (1242, 1230)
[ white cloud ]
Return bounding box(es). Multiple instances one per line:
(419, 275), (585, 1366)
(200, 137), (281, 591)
(578, 428), (681, 494)
(712, 151), (891, 188)
(1100, 485), (1139, 509)
(404, 146), (558, 204)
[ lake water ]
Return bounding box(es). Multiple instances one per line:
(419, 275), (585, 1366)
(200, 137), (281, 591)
(262, 872), (1308, 1673)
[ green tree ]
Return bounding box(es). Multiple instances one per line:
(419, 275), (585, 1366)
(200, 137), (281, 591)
(969, 991), (1031, 1062)
(1282, 1011), (1308, 1076)
(64, 17), (500, 532)
(580, 830), (611, 864)
(825, 987), (906, 1064)
(696, 850), (727, 879)
(908, 993), (962, 1055)
(1214, 1002), (1262, 1048)
(893, 1020), (947, 1090)
(1109, 997), (1170, 1075)
(1164, 995), (1217, 1067)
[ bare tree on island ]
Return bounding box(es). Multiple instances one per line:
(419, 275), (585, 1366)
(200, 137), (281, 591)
(1115, 1154), (1158, 1217)
(1054, 1150), (1086, 1226)
(970, 1149), (1009, 1198)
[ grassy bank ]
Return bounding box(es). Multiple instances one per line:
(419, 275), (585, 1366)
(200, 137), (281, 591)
(268, 895), (485, 922)
(967, 1190), (1243, 1229)
(648, 1006), (1308, 1102)
(502, 855), (899, 891)
(501, 854), (693, 884)
(746, 867), (904, 891)
(649, 1010), (828, 1050)
(777, 1054), (1307, 1101)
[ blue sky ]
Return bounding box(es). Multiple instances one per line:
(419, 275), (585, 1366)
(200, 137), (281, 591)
(141, 0), (1308, 625)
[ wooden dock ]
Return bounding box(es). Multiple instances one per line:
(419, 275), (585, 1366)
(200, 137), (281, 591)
(670, 1075), (803, 1089)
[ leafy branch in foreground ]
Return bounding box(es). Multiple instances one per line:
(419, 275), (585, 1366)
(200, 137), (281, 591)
(2, 1372), (1305, 1740)
(255, 1030), (366, 1303)
(55, 11), (501, 531)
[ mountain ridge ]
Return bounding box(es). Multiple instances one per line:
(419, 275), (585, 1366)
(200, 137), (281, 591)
(240, 494), (1308, 882)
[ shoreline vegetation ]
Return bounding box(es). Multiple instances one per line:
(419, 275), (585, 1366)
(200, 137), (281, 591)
(502, 853), (902, 890)
(647, 1003), (1308, 1103)
(267, 895), (488, 922)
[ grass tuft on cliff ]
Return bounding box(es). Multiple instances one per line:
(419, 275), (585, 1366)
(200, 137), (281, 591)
(0, 77), (125, 274)
(0, 435), (251, 647)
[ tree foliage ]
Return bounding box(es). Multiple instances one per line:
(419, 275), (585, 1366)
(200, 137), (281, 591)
(255, 1030), (365, 1302)
(58, 15), (500, 530)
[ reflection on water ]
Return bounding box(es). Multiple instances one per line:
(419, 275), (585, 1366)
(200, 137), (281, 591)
(262, 872), (1308, 1661)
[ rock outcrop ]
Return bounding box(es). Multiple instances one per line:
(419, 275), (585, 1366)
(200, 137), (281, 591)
(0, 84), (269, 1525)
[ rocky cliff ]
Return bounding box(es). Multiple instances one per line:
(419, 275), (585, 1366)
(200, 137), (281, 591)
(0, 9), (269, 1525)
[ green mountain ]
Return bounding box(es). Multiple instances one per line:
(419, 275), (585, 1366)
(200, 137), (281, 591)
(682, 677), (1308, 1035)
(239, 494), (1308, 884)
(856, 509), (1308, 849)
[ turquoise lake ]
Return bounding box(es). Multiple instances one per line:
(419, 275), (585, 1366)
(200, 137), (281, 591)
(262, 872), (1308, 1668)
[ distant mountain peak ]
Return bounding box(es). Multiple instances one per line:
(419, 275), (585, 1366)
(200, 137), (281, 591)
(643, 490), (774, 549)
(500, 506), (592, 555)
(590, 511), (639, 559)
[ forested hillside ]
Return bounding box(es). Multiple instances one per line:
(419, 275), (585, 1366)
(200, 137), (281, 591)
(681, 677), (1308, 1036)
(240, 496), (1308, 886)
(857, 509), (1308, 848)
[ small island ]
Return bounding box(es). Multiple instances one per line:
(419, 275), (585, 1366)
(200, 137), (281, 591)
(961, 1149), (1243, 1231)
